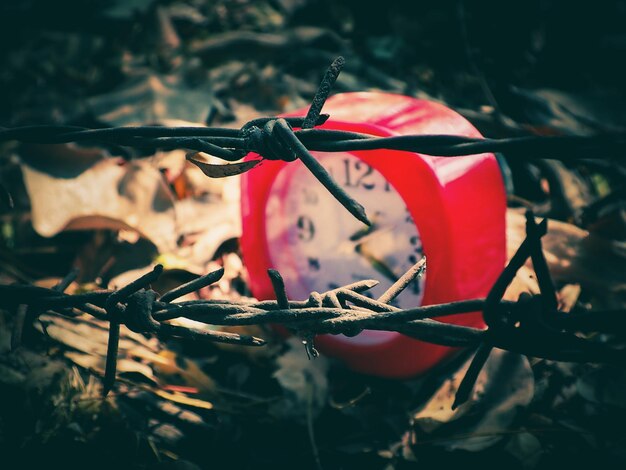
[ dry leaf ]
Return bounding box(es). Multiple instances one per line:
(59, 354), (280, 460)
(19, 143), (105, 178)
(64, 351), (157, 384)
(22, 158), (178, 252)
(508, 87), (626, 135)
(271, 337), (329, 421)
(507, 209), (626, 301)
(504, 432), (543, 468)
(557, 284), (581, 312)
(154, 389), (214, 410)
(577, 366), (626, 409)
(152, 350), (217, 394)
(503, 265), (541, 301)
(87, 73), (215, 127)
(187, 152), (261, 178)
(412, 349), (534, 451)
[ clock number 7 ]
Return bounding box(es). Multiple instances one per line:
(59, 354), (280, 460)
(296, 215), (315, 242)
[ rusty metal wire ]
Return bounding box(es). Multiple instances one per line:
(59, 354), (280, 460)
(0, 57), (625, 405)
(1, 57), (625, 224)
(1, 210), (624, 404)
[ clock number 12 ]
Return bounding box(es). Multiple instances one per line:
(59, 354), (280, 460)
(342, 159), (390, 192)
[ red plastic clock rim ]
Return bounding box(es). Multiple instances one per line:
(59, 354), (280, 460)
(240, 92), (506, 378)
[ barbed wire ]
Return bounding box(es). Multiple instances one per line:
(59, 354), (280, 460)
(1, 57), (625, 224)
(1, 210), (624, 406)
(0, 57), (625, 407)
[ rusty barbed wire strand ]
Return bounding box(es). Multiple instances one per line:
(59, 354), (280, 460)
(0, 57), (625, 224)
(2, 116), (624, 161)
(0, 58), (624, 402)
(0, 210), (624, 401)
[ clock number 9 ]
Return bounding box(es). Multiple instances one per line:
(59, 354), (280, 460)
(296, 215), (315, 242)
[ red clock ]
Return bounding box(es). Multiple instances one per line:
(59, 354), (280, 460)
(240, 92), (506, 378)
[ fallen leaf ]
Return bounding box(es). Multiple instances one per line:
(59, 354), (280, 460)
(187, 152), (261, 178)
(87, 73), (215, 127)
(153, 350), (217, 394)
(507, 209), (626, 302)
(22, 158), (178, 252)
(504, 432), (543, 468)
(64, 351), (157, 385)
(154, 389), (214, 410)
(503, 265), (540, 301)
(126, 389), (208, 428)
(412, 348), (534, 451)
(0, 363), (26, 386)
(271, 337), (329, 421)
(557, 284), (581, 312)
(103, 0), (155, 19)
(37, 313), (165, 365)
(508, 87), (626, 135)
(577, 366), (626, 409)
(149, 420), (185, 445)
(18, 143), (105, 178)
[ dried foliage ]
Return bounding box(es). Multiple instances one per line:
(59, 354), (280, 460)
(1, 2), (625, 469)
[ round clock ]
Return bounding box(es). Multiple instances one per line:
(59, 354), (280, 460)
(240, 92), (506, 378)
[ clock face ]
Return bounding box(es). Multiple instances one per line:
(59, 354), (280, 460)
(265, 152), (425, 332)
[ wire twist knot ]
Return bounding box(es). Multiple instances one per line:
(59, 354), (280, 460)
(242, 119), (298, 162)
(124, 289), (161, 334)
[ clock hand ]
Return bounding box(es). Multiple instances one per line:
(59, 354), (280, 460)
(349, 222), (379, 242)
(354, 244), (399, 284)
(347, 209), (384, 242)
(338, 224), (397, 260)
